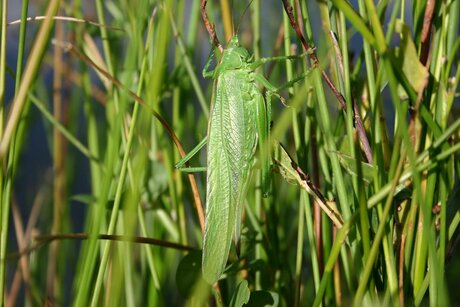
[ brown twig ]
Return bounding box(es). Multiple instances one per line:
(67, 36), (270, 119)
(281, 0), (373, 164)
(399, 234), (406, 307)
(419, 0), (435, 66)
(9, 233), (196, 259)
(201, 0), (223, 52)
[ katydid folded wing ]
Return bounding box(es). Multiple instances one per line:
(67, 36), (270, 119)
(202, 69), (259, 284)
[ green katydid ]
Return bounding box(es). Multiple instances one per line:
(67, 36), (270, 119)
(176, 35), (309, 284)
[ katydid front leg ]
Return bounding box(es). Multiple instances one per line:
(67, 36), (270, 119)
(175, 137), (207, 173)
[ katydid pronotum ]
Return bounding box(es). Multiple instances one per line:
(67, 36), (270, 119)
(176, 36), (310, 284)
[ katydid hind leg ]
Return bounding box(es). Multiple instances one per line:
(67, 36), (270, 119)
(250, 52), (310, 70)
(255, 92), (271, 197)
(253, 73), (286, 105)
(273, 69), (313, 93)
(254, 70), (312, 96)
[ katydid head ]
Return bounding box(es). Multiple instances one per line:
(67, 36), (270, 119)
(219, 36), (250, 70)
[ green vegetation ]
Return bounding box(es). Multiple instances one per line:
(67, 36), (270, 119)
(0, 0), (458, 306)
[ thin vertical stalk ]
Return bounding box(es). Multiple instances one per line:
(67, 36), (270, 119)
(294, 192), (305, 306)
(0, 0), (6, 131)
(219, 0), (232, 41)
(0, 4), (8, 300)
(2, 1), (30, 303)
(250, 0), (263, 291)
(47, 17), (66, 303)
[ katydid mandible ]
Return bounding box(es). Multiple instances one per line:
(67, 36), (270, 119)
(177, 36), (307, 284)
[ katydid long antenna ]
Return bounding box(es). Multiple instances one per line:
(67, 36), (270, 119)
(235, 0), (255, 38)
